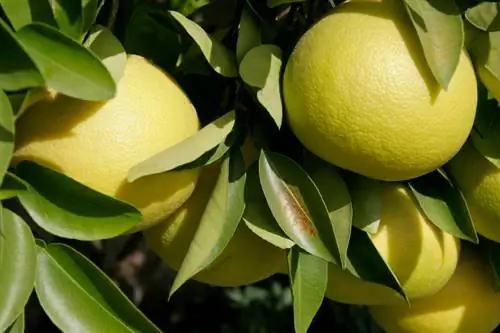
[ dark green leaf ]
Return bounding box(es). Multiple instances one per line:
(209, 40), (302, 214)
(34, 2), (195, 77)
(16, 23), (116, 101)
(466, 2), (500, 32)
(243, 163), (294, 249)
(169, 0), (212, 16)
(11, 87), (51, 119)
(0, 0), (56, 30)
(267, 0), (305, 8)
(49, 0), (82, 40)
(343, 173), (382, 234)
(169, 10), (238, 77)
(288, 247), (327, 333)
(469, 94), (500, 168)
(0, 172), (27, 200)
(408, 170), (478, 243)
(0, 207), (37, 331)
(170, 150), (247, 296)
(239, 44), (283, 128)
(16, 161), (142, 241)
(344, 227), (406, 300)
(478, 237), (500, 291)
(305, 157), (352, 267)
(5, 313), (24, 333)
(35, 244), (162, 333)
(402, 0), (463, 89)
(0, 19), (44, 91)
(259, 150), (343, 266)
(128, 111), (236, 182)
(237, 6), (261, 63)
(82, 0), (100, 36)
(0, 90), (14, 184)
(84, 25), (126, 84)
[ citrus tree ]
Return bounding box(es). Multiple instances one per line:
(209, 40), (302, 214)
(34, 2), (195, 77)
(1, 0), (500, 332)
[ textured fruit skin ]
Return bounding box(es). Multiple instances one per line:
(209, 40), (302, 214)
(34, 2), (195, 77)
(325, 182), (460, 305)
(447, 140), (500, 242)
(12, 55), (200, 232)
(283, 0), (477, 181)
(143, 163), (286, 287)
(369, 247), (500, 333)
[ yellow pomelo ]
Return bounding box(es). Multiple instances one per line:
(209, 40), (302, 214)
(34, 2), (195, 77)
(447, 140), (500, 242)
(143, 162), (286, 287)
(12, 55), (201, 232)
(283, 0), (477, 181)
(325, 182), (460, 305)
(369, 246), (500, 333)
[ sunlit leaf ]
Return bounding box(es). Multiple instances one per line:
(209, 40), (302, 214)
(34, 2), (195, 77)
(288, 247), (327, 333)
(16, 23), (116, 101)
(0, 173), (27, 200)
(0, 207), (37, 331)
(16, 161), (142, 241)
(49, 0), (82, 40)
(4, 313), (24, 333)
(237, 6), (261, 63)
(466, 2), (500, 32)
(0, 90), (14, 184)
(36, 244), (162, 333)
(0, 0), (56, 30)
(82, 0), (100, 36)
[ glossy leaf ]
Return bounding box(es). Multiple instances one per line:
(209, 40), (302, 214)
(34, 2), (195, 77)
(169, 11), (238, 77)
(35, 244), (162, 333)
(344, 227), (406, 300)
(82, 0), (100, 36)
(5, 313), (24, 333)
(0, 90), (14, 184)
(128, 111), (236, 182)
(0, 0), (56, 30)
(240, 45), (283, 128)
(16, 161), (142, 241)
(170, 150), (246, 296)
(84, 25), (126, 84)
(343, 173), (382, 234)
(259, 150), (343, 266)
(49, 0), (82, 40)
(0, 19), (44, 91)
(305, 158), (352, 266)
(466, 2), (500, 32)
(408, 170), (478, 243)
(402, 0), (463, 89)
(16, 23), (116, 101)
(0, 173), (27, 200)
(237, 6), (261, 63)
(0, 208), (37, 331)
(243, 163), (294, 249)
(288, 247), (327, 333)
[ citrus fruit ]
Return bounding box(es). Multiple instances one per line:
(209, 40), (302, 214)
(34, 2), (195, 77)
(369, 246), (500, 333)
(325, 181), (460, 305)
(143, 162), (286, 287)
(446, 140), (500, 242)
(13, 55), (201, 232)
(282, 0), (477, 181)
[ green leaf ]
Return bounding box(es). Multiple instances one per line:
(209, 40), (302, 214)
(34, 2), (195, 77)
(479, 237), (500, 291)
(169, 0), (212, 16)
(471, 30), (500, 84)
(128, 111), (236, 182)
(305, 157), (352, 267)
(469, 94), (500, 168)
(288, 247), (327, 333)
(0, 0), (56, 30)
(16, 161), (142, 241)
(35, 244), (162, 333)
(343, 173), (382, 234)
(240, 44), (283, 128)
(49, 0), (83, 40)
(344, 227), (406, 300)
(402, 0), (463, 89)
(0, 207), (37, 331)
(170, 150), (247, 296)
(84, 25), (126, 84)
(12, 87), (51, 119)
(5, 313), (24, 333)
(466, 2), (500, 32)
(259, 150), (343, 266)
(82, 0), (100, 36)
(0, 173), (27, 200)
(16, 23), (116, 101)
(237, 6), (261, 64)
(408, 170), (478, 243)
(0, 19), (44, 91)
(0, 91), (14, 184)
(169, 10), (238, 77)
(243, 163), (294, 249)
(267, 0), (305, 8)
